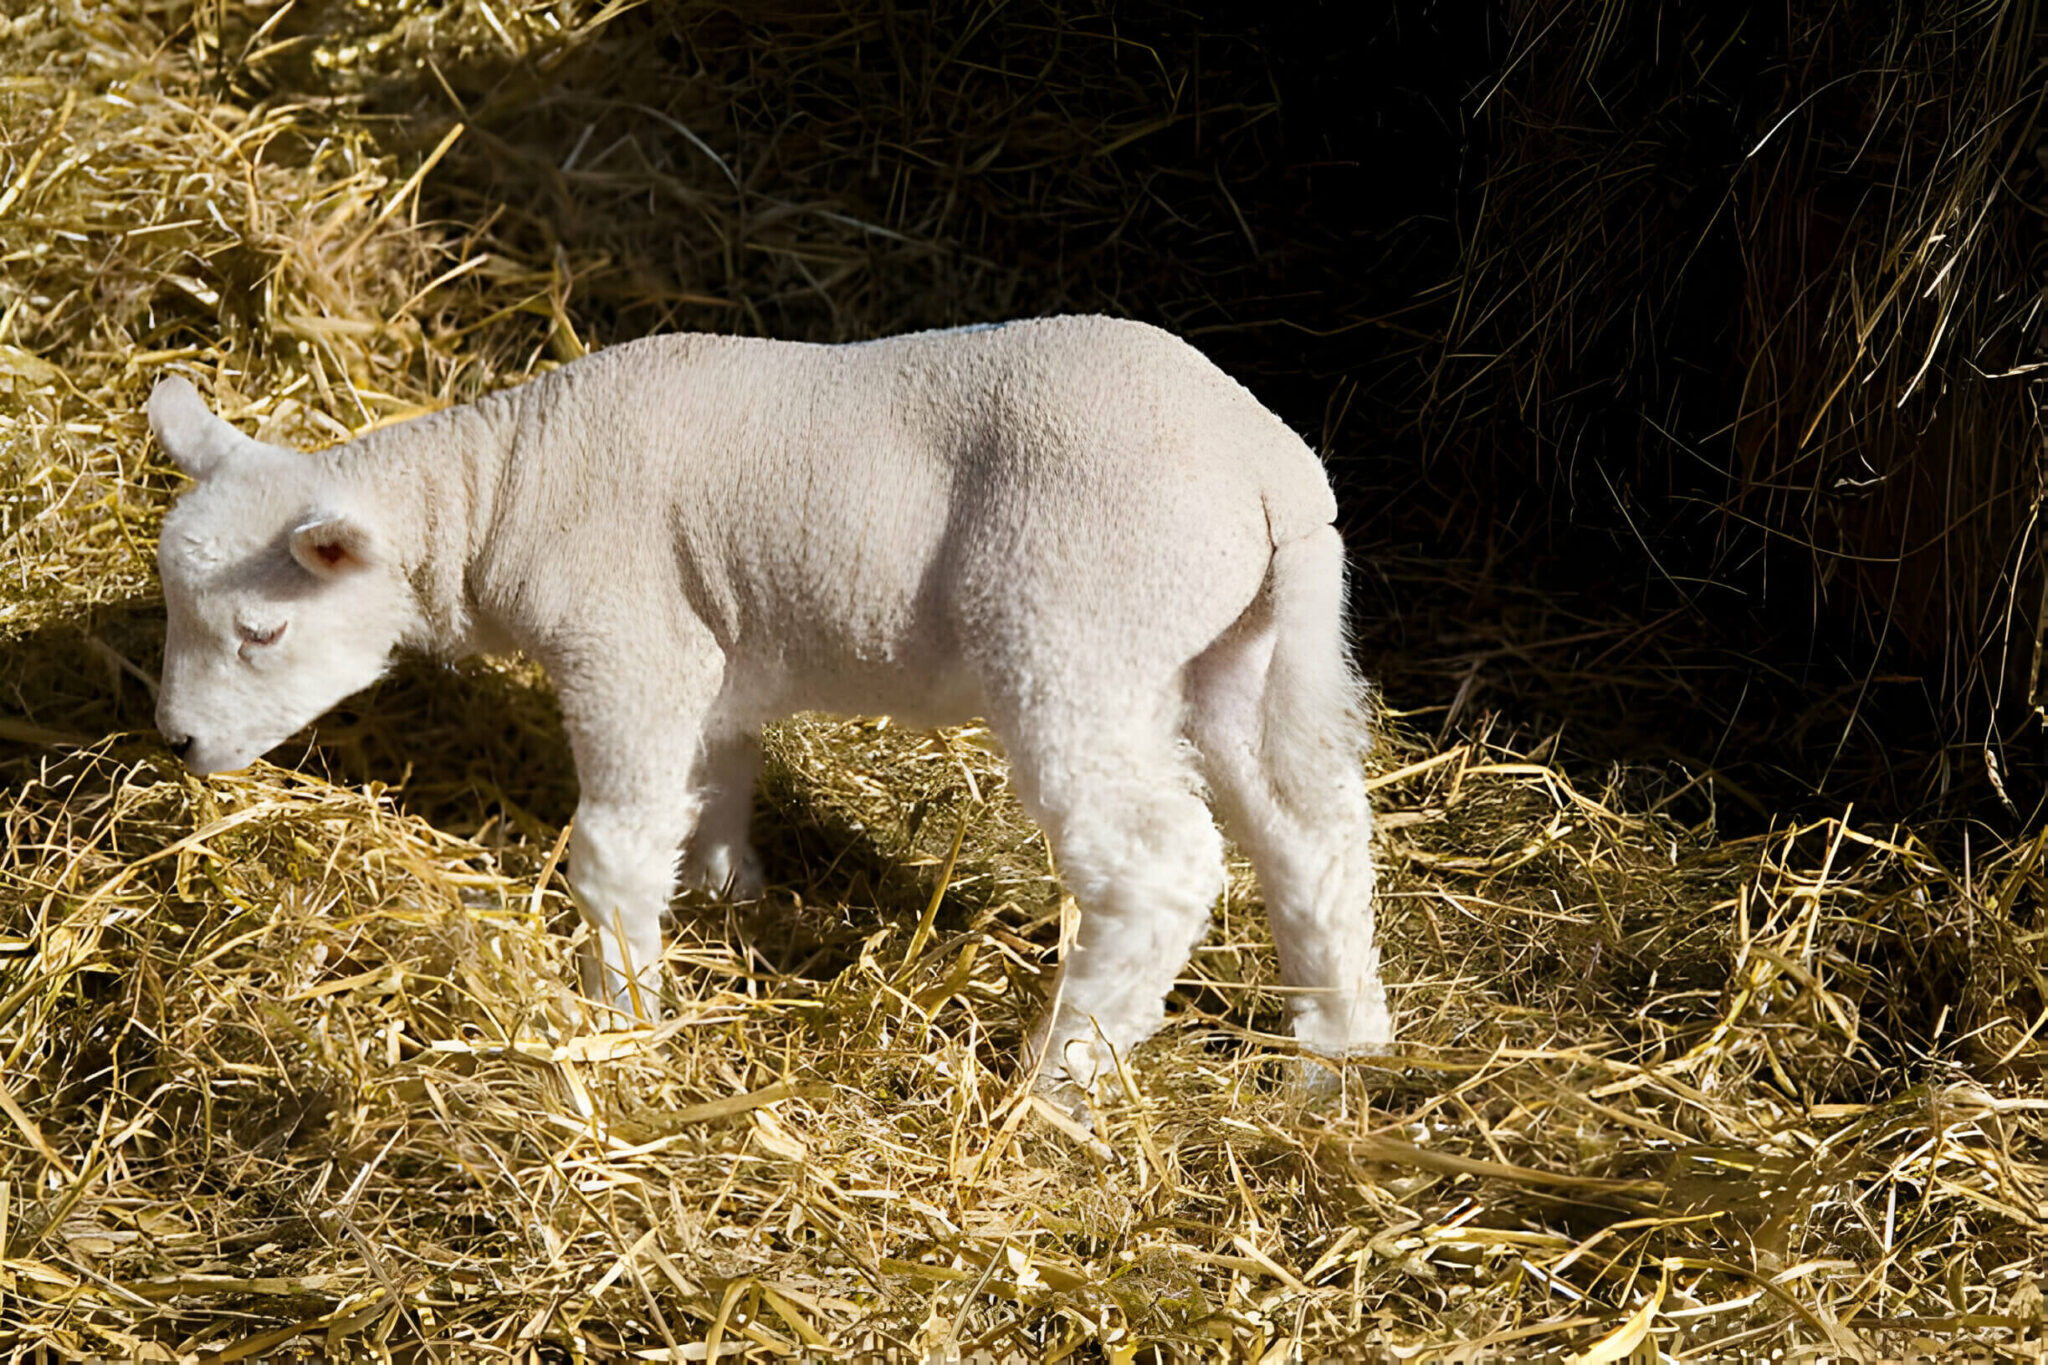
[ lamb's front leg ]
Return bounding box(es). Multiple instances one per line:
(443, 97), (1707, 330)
(569, 794), (697, 1021)
(554, 630), (724, 1023)
(679, 731), (765, 899)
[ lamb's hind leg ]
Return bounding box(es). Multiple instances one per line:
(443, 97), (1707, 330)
(1185, 547), (1389, 1061)
(1006, 696), (1226, 1094)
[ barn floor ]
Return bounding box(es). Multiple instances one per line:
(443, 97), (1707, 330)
(3, 5), (2044, 1360)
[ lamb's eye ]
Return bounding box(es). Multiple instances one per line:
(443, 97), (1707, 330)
(238, 622), (286, 647)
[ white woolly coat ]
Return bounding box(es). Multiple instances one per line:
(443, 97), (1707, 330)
(392, 318), (1335, 727)
(150, 315), (1384, 1091)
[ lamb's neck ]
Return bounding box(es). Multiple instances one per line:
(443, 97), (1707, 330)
(340, 394), (519, 661)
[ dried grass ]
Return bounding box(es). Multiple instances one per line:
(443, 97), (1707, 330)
(4, 2), (2048, 1359)
(13, 711), (2048, 1358)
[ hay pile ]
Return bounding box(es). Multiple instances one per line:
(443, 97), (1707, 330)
(5, 2), (2048, 1358)
(1423, 0), (2046, 798)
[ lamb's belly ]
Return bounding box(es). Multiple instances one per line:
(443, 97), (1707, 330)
(809, 664), (986, 729)
(738, 647), (986, 731)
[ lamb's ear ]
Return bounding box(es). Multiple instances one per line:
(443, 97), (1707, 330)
(148, 377), (261, 479)
(290, 515), (376, 578)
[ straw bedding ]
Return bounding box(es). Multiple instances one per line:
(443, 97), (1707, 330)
(3, 2), (2046, 1359)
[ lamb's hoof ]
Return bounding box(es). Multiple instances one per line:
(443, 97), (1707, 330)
(1289, 1057), (1344, 1102)
(1286, 1044), (1398, 1109)
(1032, 1074), (1097, 1135)
(1031, 1077), (1125, 1161)
(682, 842), (765, 899)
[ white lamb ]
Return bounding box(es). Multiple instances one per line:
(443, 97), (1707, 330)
(148, 315), (1389, 1092)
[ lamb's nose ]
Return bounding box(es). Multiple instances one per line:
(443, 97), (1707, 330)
(164, 733), (193, 761)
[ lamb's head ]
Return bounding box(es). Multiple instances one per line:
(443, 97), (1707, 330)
(149, 378), (416, 775)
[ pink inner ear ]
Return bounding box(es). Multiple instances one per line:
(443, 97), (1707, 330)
(314, 541), (348, 567)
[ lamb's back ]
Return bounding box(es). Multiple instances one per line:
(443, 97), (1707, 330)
(477, 319), (1328, 675)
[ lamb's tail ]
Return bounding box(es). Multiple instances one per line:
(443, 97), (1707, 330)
(1259, 524), (1373, 817)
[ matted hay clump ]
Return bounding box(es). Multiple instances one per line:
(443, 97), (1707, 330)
(4, 3), (2048, 1359)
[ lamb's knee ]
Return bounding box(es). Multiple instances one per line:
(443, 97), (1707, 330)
(1059, 805), (1224, 946)
(570, 805), (684, 913)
